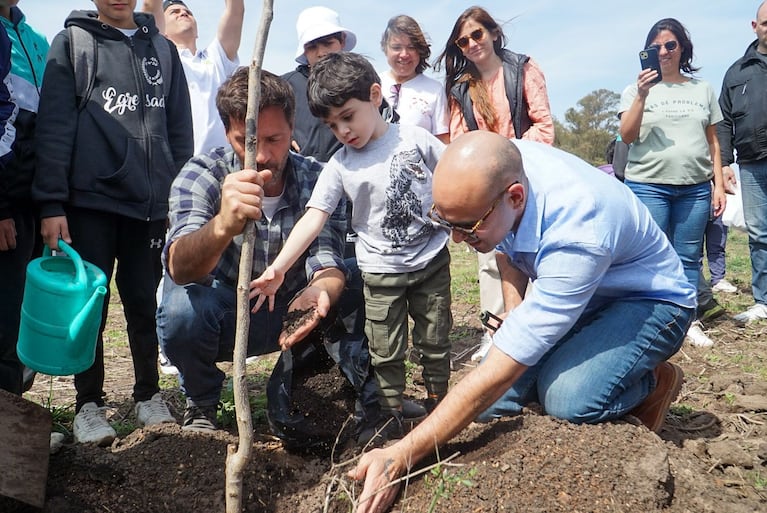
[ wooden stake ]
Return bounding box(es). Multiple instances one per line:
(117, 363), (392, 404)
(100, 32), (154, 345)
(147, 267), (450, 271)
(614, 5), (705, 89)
(225, 1), (274, 511)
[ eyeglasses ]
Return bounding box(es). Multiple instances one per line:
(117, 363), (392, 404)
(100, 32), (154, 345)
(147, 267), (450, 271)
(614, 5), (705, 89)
(428, 182), (518, 241)
(650, 40), (678, 53)
(455, 28), (485, 49)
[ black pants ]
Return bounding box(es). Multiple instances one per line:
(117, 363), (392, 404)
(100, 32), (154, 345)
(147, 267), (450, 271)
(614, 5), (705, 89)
(0, 209), (36, 395)
(66, 207), (165, 411)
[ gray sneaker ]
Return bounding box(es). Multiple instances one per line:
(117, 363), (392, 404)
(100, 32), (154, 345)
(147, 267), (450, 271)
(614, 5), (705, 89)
(74, 402), (116, 445)
(733, 303), (767, 325)
(135, 393), (176, 426)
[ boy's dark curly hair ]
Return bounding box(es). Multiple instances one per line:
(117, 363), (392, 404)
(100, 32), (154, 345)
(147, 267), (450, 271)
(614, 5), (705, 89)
(307, 52), (381, 119)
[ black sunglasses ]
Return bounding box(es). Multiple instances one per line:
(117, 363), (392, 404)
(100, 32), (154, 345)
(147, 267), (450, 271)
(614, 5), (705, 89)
(650, 40), (678, 53)
(455, 28), (485, 49)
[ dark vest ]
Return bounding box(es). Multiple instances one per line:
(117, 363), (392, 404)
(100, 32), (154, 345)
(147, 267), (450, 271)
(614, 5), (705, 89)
(450, 49), (530, 139)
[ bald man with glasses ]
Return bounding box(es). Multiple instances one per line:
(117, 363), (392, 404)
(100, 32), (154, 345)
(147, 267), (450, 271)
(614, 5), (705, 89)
(350, 131), (696, 513)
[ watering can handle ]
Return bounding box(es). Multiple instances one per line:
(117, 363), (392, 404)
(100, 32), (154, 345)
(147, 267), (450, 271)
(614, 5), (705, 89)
(43, 239), (87, 288)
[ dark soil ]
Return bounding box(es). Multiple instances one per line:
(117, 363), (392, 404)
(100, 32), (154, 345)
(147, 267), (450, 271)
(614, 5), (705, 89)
(283, 308), (318, 339)
(289, 354), (358, 450)
(7, 246), (767, 513)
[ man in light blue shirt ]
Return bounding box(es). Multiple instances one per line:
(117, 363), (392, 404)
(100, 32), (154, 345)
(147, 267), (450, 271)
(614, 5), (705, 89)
(348, 131), (696, 513)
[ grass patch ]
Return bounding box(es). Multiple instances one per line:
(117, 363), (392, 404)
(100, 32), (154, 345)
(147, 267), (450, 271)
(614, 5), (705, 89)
(448, 241), (479, 305)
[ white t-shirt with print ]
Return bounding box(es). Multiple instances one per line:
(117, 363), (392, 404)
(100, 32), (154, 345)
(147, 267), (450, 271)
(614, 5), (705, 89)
(381, 71), (449, 138)
(308, 123), (449, 273)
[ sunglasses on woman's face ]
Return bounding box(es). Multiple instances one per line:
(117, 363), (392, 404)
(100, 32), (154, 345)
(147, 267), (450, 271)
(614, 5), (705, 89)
(455, 28), (485, 49)
(650, 40), (678, 53)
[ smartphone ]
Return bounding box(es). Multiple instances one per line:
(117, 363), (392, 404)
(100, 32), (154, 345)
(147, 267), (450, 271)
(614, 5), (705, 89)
(639, 47), (662, 83)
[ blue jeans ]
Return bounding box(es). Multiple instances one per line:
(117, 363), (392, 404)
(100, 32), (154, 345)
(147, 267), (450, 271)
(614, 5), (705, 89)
(625, 180), (711, 292)
(697, 214), (729, 307)
(740, 160), (767, 305)
(156, 259), (371, 408)
(704, 215), (728, 284)
(477, 299), (693, 423)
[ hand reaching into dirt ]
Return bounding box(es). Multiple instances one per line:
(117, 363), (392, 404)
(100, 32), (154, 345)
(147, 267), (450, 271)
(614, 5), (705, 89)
(249, 265), (285, 313)
(278, 285), (331, 350)
(349, 447), (404, 513)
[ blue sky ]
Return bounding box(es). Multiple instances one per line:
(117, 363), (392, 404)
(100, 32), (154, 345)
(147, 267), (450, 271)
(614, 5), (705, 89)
(21, 0), (760, 121)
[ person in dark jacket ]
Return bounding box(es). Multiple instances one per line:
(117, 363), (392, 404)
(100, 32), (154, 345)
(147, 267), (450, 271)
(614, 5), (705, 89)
(282, 6), (356, 163)
(0, 0), (47, 396)
(0, 18), (20, 396)
(32, 0), (193, 445)
(718, 1), (767, 325)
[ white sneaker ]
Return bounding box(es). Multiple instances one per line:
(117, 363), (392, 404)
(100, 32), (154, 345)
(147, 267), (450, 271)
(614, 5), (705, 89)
(74, 402), (116, 445)
(712, 279), (738, 294)
(135, 392), (176, 426)
(471, 332), (494, 362)
(685, 321), (713, 348)
(159, 351), (179, 375)
(733, 303), (767, 325)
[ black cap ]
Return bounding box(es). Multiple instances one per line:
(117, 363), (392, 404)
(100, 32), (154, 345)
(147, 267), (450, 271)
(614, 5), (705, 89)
(163, 0), (189, 12)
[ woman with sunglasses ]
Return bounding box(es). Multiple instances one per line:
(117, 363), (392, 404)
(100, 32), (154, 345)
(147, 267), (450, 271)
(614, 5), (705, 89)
(619, 18), (726, 347)
(435, 6), (554, 361)
(380, 15), (450, 144)
(435, 6), (553, 143)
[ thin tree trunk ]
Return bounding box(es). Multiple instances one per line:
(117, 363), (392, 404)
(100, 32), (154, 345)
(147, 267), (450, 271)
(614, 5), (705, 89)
(225, 1), (274, 511)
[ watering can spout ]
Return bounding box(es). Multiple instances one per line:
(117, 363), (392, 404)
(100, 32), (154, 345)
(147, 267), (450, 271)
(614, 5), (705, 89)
(68, 285), (107, 346)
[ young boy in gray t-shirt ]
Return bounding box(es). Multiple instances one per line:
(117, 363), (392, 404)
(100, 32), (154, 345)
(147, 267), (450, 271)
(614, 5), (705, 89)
(250, 52), (452, 446)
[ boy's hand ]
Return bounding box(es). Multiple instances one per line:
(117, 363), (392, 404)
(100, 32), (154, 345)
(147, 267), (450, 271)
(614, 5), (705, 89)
(41, 216), (71, 250)
(278, 286), (331, 351)
(249, 265), (285, 313)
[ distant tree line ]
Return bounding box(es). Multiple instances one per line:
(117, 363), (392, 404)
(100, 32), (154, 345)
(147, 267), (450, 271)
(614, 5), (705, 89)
(553, 88), (620, 166)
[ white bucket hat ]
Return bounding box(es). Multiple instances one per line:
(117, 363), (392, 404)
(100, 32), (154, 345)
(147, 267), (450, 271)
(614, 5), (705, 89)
(294, 6), (357, 65)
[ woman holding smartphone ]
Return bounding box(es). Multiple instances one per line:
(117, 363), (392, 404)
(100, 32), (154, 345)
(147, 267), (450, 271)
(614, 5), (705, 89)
(619, 18), (726, 347)
(434, 6), (554, 362)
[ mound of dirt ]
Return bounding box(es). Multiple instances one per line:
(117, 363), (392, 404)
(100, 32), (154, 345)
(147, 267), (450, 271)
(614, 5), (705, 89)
(8, 256), (767, 512)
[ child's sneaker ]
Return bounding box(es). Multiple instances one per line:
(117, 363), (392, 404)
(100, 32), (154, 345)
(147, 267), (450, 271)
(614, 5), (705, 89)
(182, 404), (219, 432)
(73, 402), (116, 445)
(135, 393), (176, 426)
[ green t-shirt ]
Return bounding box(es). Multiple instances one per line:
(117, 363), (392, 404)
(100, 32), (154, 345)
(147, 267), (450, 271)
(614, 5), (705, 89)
(620, 79), (723, 185)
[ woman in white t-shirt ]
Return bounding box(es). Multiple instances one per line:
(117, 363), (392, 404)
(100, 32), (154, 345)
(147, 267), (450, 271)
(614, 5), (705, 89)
(380, 15), (449, 143)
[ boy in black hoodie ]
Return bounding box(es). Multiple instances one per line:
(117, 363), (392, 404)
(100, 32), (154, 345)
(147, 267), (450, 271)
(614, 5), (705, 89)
(32, 0), (192, 445)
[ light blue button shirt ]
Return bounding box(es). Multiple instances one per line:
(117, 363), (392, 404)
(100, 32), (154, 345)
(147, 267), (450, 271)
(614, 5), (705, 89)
(494, 140), (696, 366)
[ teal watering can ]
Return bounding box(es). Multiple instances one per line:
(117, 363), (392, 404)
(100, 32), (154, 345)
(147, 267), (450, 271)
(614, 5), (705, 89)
(17, 240), (107, 376)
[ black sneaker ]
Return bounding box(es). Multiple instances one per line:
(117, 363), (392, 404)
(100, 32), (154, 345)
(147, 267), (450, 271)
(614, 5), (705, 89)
(697, 298), (725, 322)
(357, 410), (404, 448)
(182, 405), (219, 432)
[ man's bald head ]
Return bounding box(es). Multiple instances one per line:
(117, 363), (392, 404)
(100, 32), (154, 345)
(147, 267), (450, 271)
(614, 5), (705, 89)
(433, 131), (524, 216)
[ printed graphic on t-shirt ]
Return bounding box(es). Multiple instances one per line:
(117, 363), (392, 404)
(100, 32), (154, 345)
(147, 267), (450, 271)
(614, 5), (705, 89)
(381, 148), (433, 248)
